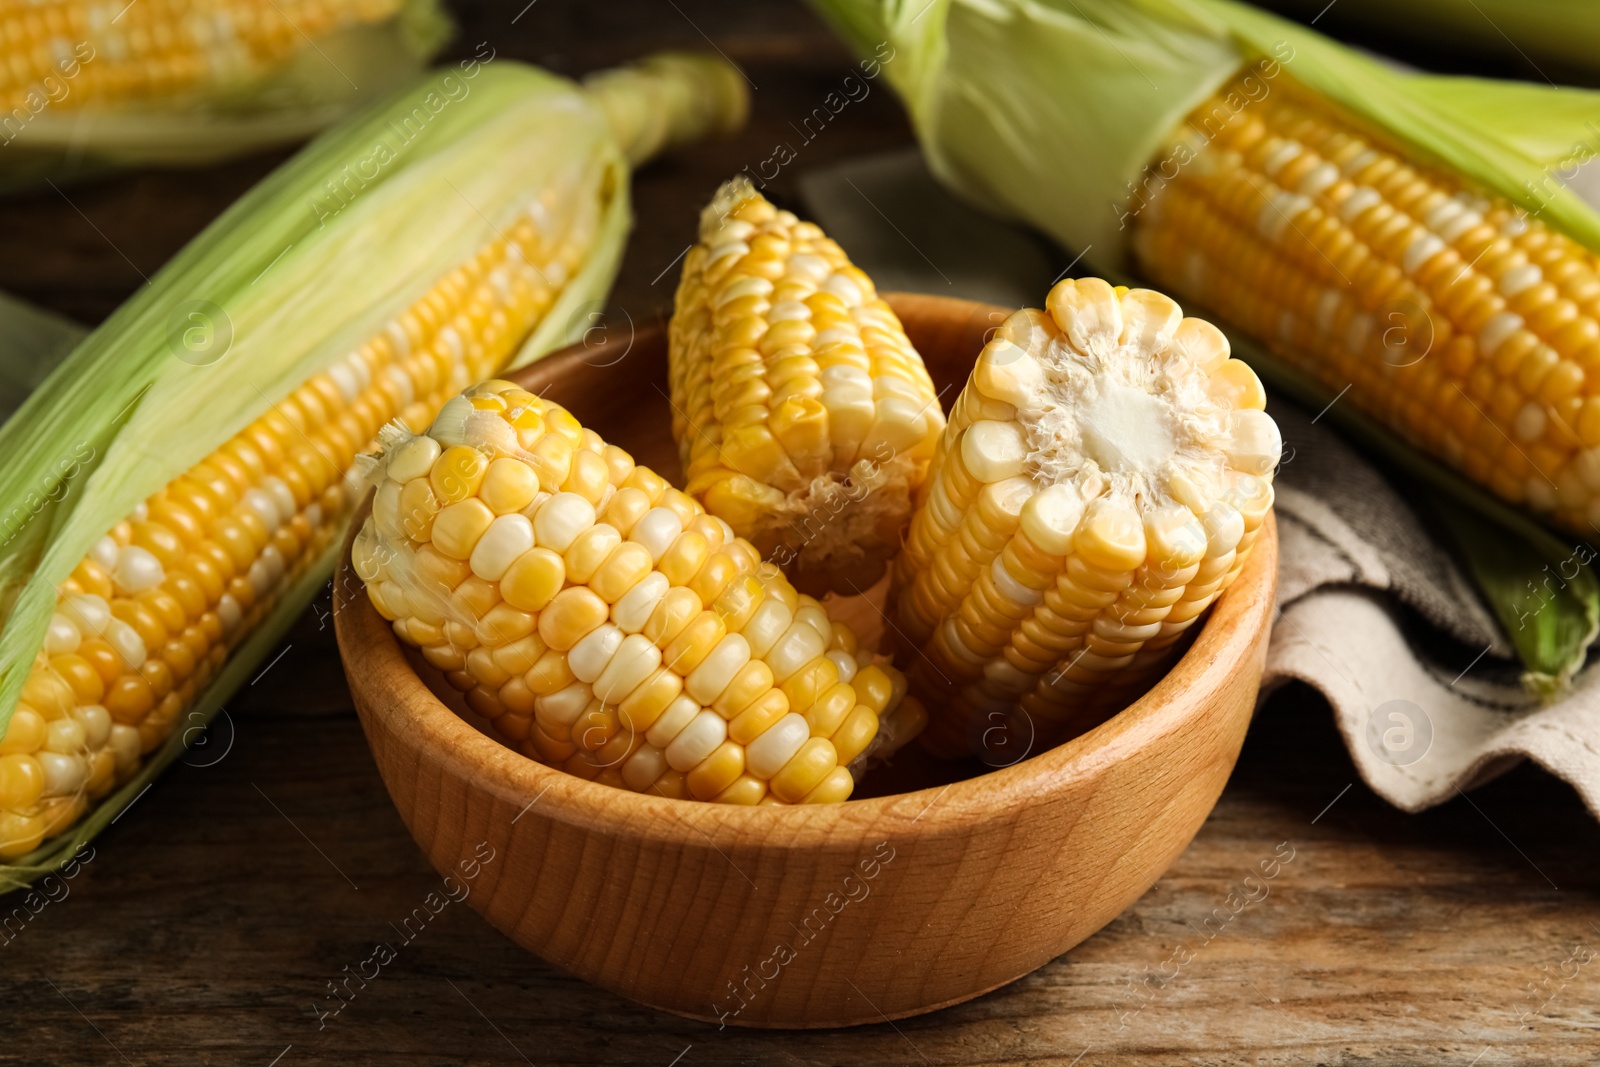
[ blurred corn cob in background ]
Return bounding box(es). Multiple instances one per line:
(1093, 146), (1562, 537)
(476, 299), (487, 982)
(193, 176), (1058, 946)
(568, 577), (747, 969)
(895, 279), (1277, 757)
(0, 53), (746, 885)
(1133, 71), (1600, 530)
(669, 179), (945, 595)
(353, 380), (926, 804)
(810, 0), (1600, 685)
(0, 0), (451, 183)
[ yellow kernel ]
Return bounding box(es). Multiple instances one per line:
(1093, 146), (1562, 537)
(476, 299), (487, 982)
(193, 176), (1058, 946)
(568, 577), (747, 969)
(432, 499), (495, 560)
(501, 547), (565, 612)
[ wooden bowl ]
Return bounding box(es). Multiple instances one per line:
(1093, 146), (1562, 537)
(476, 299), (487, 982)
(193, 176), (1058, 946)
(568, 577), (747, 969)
(334, 293), (1278, 1028)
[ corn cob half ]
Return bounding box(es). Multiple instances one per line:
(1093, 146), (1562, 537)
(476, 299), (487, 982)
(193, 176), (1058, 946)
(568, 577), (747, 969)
(895, 278), (1278, 759)
(353, 381), (927, 804)
(0, 55), (746, 881)
(1133, 71), (1600, 535)
(669, 179), (946, 595)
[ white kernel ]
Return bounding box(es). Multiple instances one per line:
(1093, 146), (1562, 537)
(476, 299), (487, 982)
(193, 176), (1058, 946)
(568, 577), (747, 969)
(1340, 148), (1379, 177)
(38, 752), (87, 797)
(387, 434), (442, 484)
(593, 633), (661, 705)
(1479, 312), (1525, 358)
(103, 618), (147, 670)
(534, 493), (596, 553)
(241, 487), (282, 532)
(1338, 186), (1381, 222)
(630, 508), (684, 563)
(645, 694), (700, 748)
(613, 572), (669, 634)
(44, 613), (81, 655)
(745, 713), (810, 779)
(536, 682), (592, 729)
(90, 535), (119, 571)
(1297, 162), (1339, 197)
(568, 623), (624, 684)
(113, 545), (165, 594)
(1499, 264), (1543, 297)
(385, 364), (415, 407)
(217, 594), (243, 634)
(990, 556), (1043, 606)
(822, 272), (864, 305)
(766, 620), (828, 682)
(62, 594), (110, 636)
(262, 477), (297, 523)
(328, 362), (361, 403)
(471, 514), (536, 582)
(1437, 208), (1483, 244)
(1403, 234), (1446, 276)
(825, 650), (857, 684)
(1515, 402), (1548, 442)
(1257, 193), (1310, 244)
(108, 725), (140, 771)
(782, 253), (831, 285)
(741, 597), (794, 659)
(71, 705), (112, 749)
(665, 710), (728, 772)
(1261, 139), (1301, 177)
(685, 634), (751, 704)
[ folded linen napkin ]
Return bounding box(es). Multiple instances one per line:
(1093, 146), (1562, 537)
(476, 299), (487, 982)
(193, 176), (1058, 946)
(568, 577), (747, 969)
(799, 150), (1600, 819)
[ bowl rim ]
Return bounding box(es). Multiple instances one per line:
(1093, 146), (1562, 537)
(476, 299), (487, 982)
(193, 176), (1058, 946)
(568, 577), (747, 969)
(335, 294), (1279, 849)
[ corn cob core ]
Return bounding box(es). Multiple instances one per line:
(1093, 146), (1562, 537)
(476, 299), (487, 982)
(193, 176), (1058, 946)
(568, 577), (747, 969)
(0, 199), (598, 860)
(1, 0), (402, 114)
(669, 179), (945, 596)
(895, 278), (1278, 759)
(1132, 70), (1600, 534)
(353, 380), (926, 805)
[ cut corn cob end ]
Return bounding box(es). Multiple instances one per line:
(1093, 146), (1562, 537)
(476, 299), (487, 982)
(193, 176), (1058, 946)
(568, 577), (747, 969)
(1130, 70), (1600, 536)
(893, 278), (1278, 759)
(352, 379), (923, 805)
(0, 168), (603, 862)
(669, 178), (945, 597)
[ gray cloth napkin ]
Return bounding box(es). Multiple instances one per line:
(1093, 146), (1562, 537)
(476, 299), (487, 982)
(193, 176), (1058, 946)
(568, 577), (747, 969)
(800, 150), (1600, 820)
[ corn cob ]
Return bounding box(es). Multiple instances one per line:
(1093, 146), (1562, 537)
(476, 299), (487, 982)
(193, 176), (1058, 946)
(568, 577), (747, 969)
(0, 55), (746, 872)
(894, 278), (1278, 758)
(1132, 72), (1600, 535)
(669, 179), (945, 595)
(0, 0), (411, 115)
(353, 380), (927, 804)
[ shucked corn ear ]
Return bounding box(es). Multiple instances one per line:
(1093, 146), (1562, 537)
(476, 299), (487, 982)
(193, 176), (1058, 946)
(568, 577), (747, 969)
(895, 279), (1277, 758)
(1134, 72), (1600, 533)
(670, 179), (945, 595)
(353, 381), (926, 804)
(0, 54), (747, 883)
(0, 0), (453, 182)
(809, 0), (1600, 681)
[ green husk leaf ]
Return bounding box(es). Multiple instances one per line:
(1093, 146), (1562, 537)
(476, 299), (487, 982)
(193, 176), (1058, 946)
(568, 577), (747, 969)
(0, 294), (87, 424)
(1428, 491), (1598, 696)
(0, 0), (453, 189)
(0, 51), (749, 883)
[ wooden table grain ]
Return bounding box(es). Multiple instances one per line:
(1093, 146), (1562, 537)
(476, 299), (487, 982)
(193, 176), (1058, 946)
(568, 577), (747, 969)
(3, 2), (1598, 1064)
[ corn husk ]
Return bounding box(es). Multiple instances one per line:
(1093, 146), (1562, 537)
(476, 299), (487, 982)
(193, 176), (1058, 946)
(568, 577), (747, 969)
(809, 0), (1600, 687)
(0, 53), (747, 888)
(0, 0), (453, 189)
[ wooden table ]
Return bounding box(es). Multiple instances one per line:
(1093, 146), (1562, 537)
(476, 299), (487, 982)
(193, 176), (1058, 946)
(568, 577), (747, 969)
(4, 2), (1598, 1064)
